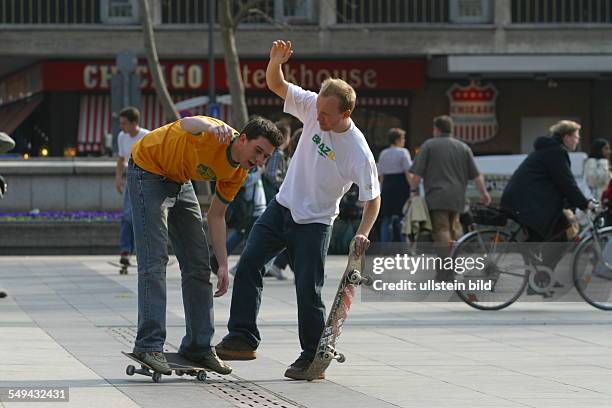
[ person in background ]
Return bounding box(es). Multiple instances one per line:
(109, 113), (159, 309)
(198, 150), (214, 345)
(584, 138), (611, 201)
(409, 115), (490, 281)
(377, 128), (412, 242)
(262, 122), (290, 202)
(0, 131), (15, 299)
(114, 107), (149, 267)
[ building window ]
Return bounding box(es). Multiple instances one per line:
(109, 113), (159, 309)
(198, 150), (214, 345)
(101, 0), (139, 24)
(275, 0), (314, 23)
(449, 0), (492, 23)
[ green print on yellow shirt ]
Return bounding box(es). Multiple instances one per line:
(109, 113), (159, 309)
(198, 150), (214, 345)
(197, 164), (217, 181)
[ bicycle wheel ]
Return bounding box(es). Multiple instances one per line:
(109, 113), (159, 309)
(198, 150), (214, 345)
(573, 228), (612, 311)
(452, 229), (529, 310)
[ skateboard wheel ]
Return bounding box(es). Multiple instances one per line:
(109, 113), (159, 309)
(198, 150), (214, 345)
(197, 371), (207, 381)
(152, 372), (162, 383)
(322, 351), (333, 361)
(175, 370), (184, 376)
(126, 365), (136, 376)
(336, 353), (346, 363)
(347, 270), (362, 284)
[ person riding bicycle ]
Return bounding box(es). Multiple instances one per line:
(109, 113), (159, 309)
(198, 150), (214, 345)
(501, 120), (595, 270)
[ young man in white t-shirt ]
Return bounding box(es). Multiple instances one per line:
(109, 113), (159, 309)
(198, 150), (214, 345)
(216, 40), (381, 380)
(114, 106), (149, 266)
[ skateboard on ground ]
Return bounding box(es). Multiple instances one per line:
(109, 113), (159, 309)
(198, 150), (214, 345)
(303, 239), (372, 380)
(109, 260), (176, 275)
(122, 351), (208, 383)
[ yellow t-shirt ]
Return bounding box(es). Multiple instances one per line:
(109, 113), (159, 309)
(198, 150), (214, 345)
(131, 116), (248, 204)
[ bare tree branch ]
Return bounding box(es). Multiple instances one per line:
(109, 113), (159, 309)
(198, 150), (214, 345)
(139, 0), (179, 122)
(234, 0), (266, 26)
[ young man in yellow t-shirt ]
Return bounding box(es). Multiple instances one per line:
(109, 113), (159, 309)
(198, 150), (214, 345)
(128, 115), (283, 375)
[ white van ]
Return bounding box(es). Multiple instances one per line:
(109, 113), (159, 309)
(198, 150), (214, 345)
(467, 152), (590, 202)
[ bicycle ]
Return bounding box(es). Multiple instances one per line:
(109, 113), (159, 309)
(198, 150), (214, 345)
(451, 203), (612, 311)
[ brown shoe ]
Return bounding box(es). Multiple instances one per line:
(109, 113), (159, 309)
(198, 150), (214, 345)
(215, 337), (257, 361)
(284, 357), (325, 380)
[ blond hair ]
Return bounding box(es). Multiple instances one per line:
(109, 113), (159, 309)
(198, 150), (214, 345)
(319, 78), (356, 113)
(549, 120), (581, 137)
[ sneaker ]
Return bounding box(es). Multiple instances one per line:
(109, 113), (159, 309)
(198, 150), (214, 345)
(119, 252), (131, 267)
(284, 357), (325, 380)
(180, 349), (232, 375)
(135, 352), (172, 375)
(215, 337), (257, 361)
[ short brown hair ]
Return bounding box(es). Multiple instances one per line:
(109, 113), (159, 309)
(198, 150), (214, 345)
(549, 120), (581, 137)
(119, 106), (140, 124)
(388, 128), (406, 145)
(241, 116), (284, 147)
(319, 78), (356, 113)
(433, 115), (454, 134)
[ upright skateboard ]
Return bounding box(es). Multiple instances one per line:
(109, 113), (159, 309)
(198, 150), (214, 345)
(303, 240), (372, 380)
(122, 351), (208, 383)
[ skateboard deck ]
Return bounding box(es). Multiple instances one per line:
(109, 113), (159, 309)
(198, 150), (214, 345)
(122, 352), (208, 383)
(303, 239), (372, 380)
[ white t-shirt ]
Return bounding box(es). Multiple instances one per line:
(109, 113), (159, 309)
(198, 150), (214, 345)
(276, 84), (380, 225)
(118, 128), (149, 161)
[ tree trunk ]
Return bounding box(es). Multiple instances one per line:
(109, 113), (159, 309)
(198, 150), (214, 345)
(139, 0), (179, 122)
(219, 0), (249, 130)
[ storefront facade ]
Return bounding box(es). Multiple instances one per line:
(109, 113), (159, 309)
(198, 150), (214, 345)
(0, 58), (426, 157)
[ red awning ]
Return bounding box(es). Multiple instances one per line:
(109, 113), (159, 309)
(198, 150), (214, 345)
(0, 94), (43, 134)
(77, 94), (233, 153)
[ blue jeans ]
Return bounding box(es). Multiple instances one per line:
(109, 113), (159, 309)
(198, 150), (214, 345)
(119, 183), (135, 254)
(128, 160), (214, 355)
(224, 198), (332, 361)
(380, 215), (404, 242)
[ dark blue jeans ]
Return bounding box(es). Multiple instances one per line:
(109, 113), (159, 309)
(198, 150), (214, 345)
(119, 182), (135, 254)
(128, 160), (215, 356)
(225, 198), (332, 361)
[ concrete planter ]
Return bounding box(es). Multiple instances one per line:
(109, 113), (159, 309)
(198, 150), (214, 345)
(0, 221), (120, 255)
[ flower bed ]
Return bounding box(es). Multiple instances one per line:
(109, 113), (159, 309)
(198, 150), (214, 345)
(0, 211), (122, 222)
(0, 212), (121, 255)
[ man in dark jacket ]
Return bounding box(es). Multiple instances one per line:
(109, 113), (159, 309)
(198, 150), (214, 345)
(501, 120), (593, 242)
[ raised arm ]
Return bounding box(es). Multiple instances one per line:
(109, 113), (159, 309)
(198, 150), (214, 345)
(266, 40), (293, 100)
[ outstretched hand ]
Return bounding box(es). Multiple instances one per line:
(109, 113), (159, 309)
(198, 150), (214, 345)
(269, 40), (293, 65)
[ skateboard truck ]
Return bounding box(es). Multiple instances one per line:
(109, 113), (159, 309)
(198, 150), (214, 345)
(347, 269), (373, 286)
(320, 346), (346, 364)
(126, 364), (164, 383)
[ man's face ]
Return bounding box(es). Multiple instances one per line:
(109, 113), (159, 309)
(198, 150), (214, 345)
(316, 95), (349, 131)
(236, 134), (275, 170)
(563, 130), (581, 151)
(119, 117), (138, 134)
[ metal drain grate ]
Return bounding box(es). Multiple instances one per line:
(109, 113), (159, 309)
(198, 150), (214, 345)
(106, 326), (139, 348)
(105, 326), (305, 408)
